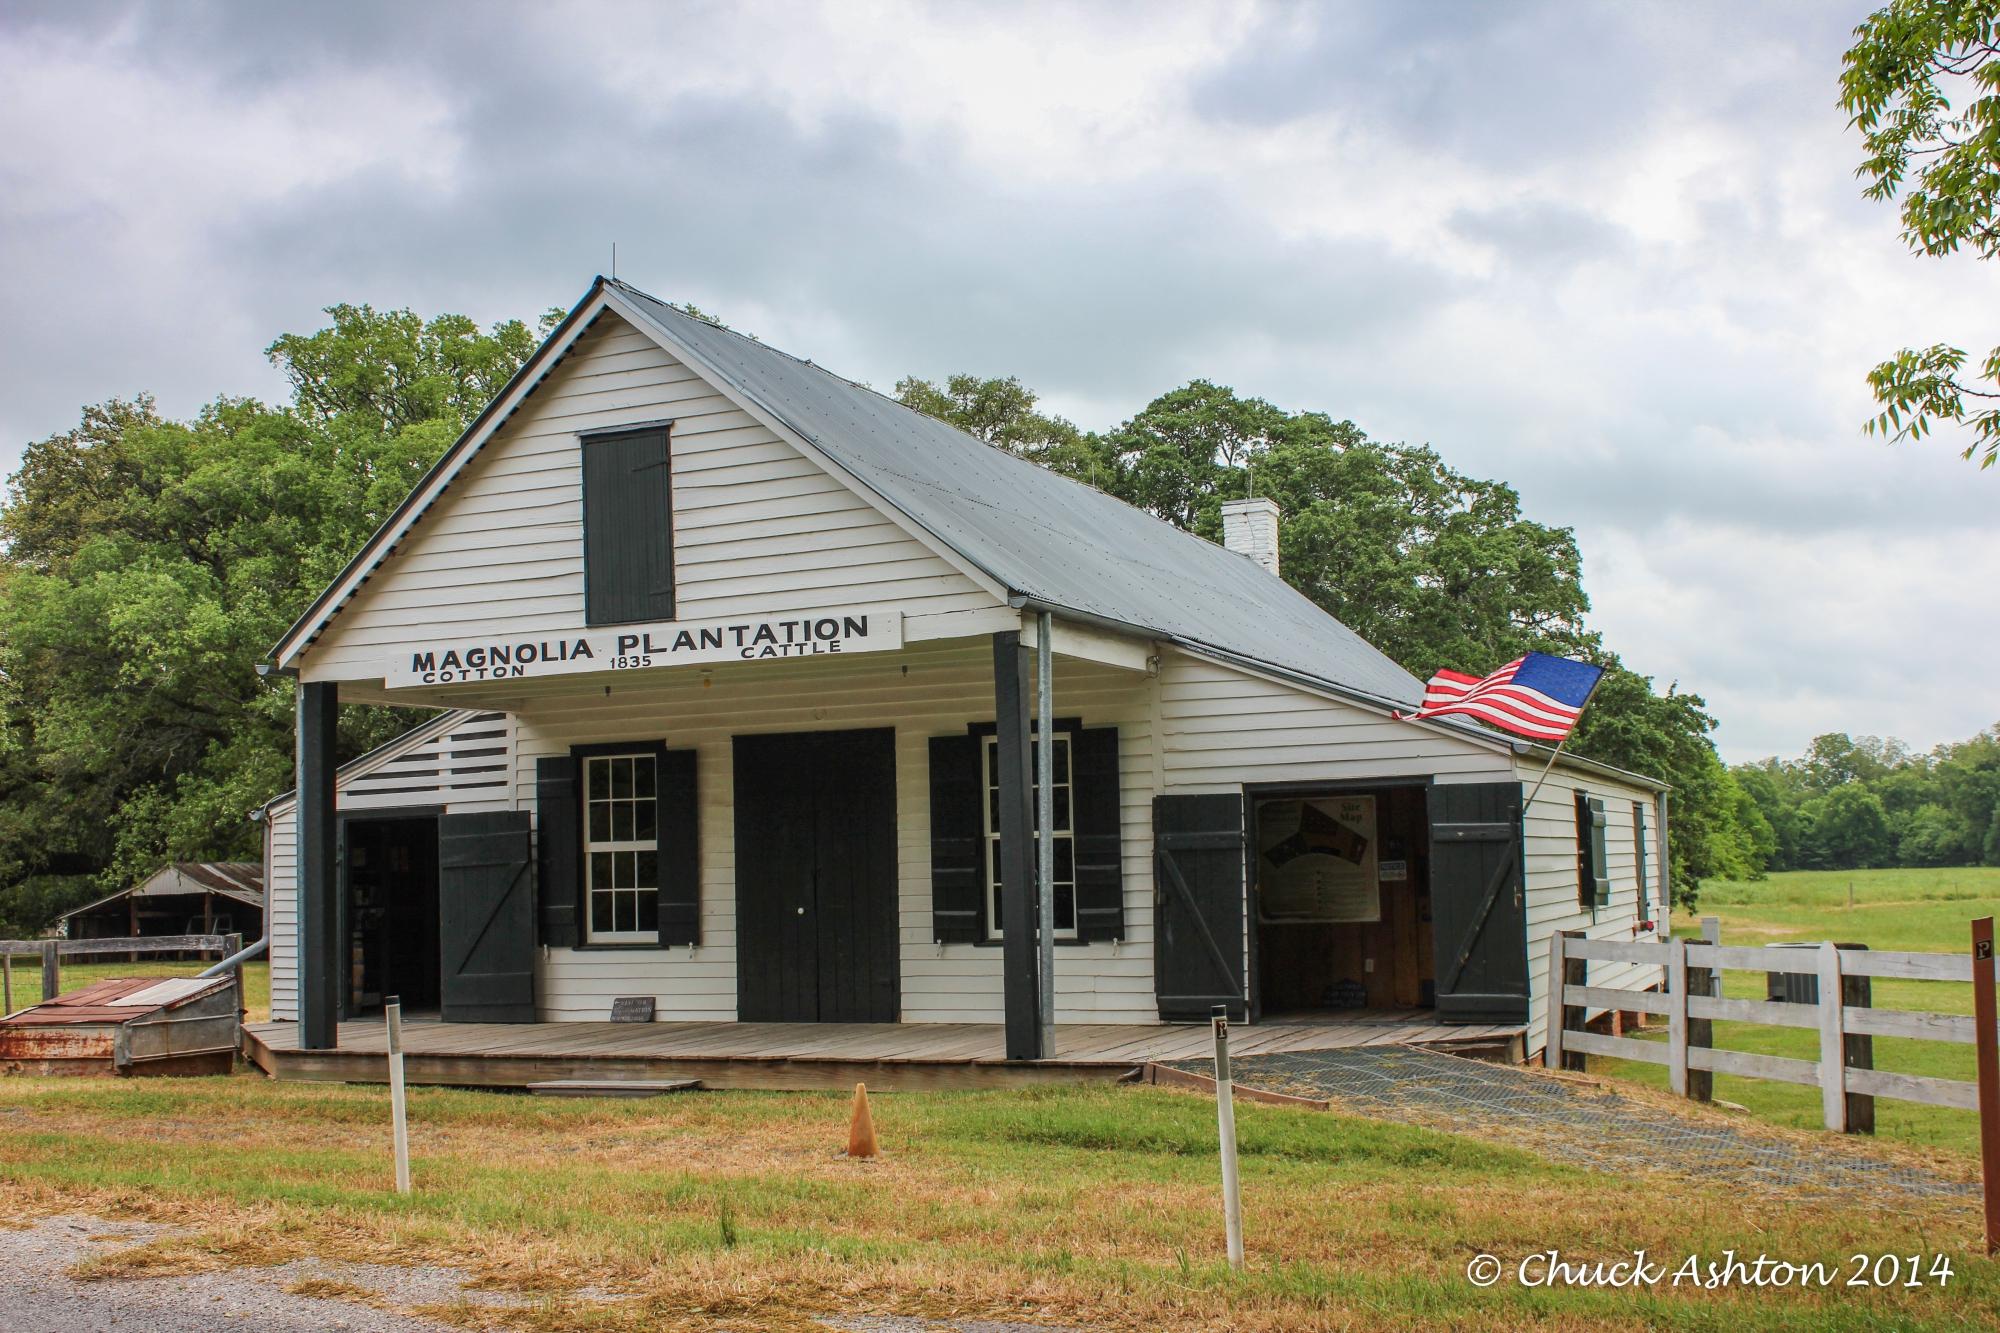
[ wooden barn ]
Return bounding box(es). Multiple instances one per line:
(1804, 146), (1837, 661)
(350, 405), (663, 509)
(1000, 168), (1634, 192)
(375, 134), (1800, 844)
(58, 862), (265, 945)
(249, 275), (1667, 1087)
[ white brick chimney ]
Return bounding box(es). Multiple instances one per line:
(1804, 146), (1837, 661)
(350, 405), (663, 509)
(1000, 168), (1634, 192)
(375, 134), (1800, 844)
(1220, 496), (1281, 576)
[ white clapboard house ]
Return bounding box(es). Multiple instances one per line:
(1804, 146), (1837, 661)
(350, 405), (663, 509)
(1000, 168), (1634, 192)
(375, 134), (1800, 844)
(264, 275), (1666, 1069)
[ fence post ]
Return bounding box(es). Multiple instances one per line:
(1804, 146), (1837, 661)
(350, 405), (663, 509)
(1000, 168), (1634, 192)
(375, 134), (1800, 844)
(2, 952), (11, 1016)
(1559, 931), (1588, 1072)
(1970, 917), (1998, 1257)
(1687, 919), (1718, 1103)
(1839, 944), (1875, 1134)
(1545, 930), (1567, 1070)
(1816, 942), (1848, 1133)
(1666, 936), (1690, 1097)
(386, 996), (412, 1195)
(224, 932), (245, 1024)
(1211, 1005), (1244, 1270)
(40, 940), (59, 1002)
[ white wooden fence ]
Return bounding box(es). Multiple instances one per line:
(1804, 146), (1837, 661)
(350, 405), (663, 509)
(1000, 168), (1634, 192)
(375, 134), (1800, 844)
(1546, 928), (1988, 1132)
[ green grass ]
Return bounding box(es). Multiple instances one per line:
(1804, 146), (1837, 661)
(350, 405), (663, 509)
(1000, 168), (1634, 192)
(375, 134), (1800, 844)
(2, 959), (269, 1022)
(0, 1075), (1992, 1330)
(1589, 867), (1999, 1159)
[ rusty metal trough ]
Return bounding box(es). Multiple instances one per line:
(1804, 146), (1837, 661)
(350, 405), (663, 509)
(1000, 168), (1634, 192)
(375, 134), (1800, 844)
(0, 975), (240, 1076)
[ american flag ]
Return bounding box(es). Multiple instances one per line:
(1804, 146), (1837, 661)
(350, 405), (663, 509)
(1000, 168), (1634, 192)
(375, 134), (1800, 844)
(1394, 651), (1604, 742)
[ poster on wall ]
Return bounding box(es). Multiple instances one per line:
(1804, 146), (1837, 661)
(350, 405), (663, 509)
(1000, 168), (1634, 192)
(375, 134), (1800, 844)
(1257, 795), (1381, 923)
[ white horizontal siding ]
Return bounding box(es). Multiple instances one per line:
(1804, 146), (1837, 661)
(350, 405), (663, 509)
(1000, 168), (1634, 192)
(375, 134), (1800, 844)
(1520, 764), (1664, 1059)
(1157, 653), (1516, 789)
(299, 314), (1002, 680)
(267, 713), (517, 1022)
(521, 638), (1161, 1023)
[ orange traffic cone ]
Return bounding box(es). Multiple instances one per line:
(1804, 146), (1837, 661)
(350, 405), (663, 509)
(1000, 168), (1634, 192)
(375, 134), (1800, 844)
(847, 1082), (878, 1159)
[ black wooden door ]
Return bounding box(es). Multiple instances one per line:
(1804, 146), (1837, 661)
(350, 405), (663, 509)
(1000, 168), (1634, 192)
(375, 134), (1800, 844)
(735, 729), (899, 1023)
(1429, 782), (1529, 1024)
(1153, 793), (1248, 1022)
(437, 811), (536, 1023)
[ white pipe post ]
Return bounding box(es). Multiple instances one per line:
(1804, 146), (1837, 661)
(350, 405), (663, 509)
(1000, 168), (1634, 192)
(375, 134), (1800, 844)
(1036, 610), (1056, 1055)
(1212, 1005), (1245, 1270)
(385, 997), (411, 1194)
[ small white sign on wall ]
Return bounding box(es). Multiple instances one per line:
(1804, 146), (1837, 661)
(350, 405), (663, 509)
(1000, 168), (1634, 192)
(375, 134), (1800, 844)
(384, 605), (904, 687)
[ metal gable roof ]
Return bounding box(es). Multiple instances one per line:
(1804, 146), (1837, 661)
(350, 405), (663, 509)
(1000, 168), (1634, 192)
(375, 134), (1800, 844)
(604, 280), (1427, 709)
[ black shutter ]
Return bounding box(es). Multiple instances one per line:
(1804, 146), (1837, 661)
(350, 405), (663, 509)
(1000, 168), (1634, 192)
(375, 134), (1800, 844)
(1153, 793), (1247, 1021)
(535, 756), (579, 948)
(438, 810), (536, 1023)
(582, 426), (675, 625)
(928, 734), (984, 943)
(1588, 796), (1611, 906)
(1634, 803), (1651, 921)
(1071, 726), (1124, 941)
(657, 746), (701, 946)
(1430, 782), (1528, 1024)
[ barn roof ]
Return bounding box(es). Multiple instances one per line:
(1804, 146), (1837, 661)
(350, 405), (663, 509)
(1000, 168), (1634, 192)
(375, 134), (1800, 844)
(57, 862), (265, 924)
(603, 281), (1426, 710)
(270, 276), (1423, 711)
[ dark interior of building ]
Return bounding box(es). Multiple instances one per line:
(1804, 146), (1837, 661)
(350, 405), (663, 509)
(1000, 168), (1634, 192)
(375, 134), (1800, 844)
(343, 816), (441, 1015)
(1251, 784), (1434, 1020)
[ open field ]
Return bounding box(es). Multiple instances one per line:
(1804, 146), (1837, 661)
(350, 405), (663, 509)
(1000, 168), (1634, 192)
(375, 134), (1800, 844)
(0, 1073), (1993, 1331)
(1591, 867), (2000, 1159)
(2, 959), (270, 1023)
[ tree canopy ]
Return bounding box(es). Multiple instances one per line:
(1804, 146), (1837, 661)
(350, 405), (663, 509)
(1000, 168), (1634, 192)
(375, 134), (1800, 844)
(896, 373), (1750, 906)
(0, 307), (553, 935)
(1841, 0), (2000, 466)
(1736, 724), (2000, 871)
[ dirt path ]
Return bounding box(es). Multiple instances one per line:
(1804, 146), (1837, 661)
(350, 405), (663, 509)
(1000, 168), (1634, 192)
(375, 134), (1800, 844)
(1173, 1046), (1978, 1203)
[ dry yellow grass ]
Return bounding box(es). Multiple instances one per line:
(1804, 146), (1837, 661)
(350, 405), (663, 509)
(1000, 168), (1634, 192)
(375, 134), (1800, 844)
(1, 1073), (1994, 1331)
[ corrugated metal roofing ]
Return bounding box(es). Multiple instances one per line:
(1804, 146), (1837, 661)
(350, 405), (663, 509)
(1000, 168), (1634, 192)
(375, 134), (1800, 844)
(0, 975), (233, 1028)
(608, 281), (1427, 710)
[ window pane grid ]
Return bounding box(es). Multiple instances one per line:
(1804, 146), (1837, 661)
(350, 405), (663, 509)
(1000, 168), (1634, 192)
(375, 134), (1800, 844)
(981, 733), (1077, 940)
(585, 753), (661, 941)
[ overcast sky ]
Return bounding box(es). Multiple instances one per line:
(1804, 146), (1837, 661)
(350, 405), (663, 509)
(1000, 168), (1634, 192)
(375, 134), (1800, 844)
(2, 1), (1993, 762)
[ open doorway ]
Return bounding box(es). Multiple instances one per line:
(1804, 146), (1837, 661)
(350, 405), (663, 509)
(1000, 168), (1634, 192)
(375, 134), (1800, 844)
(341, 814), (441, 1016)
(1249, 784), (1434, 1022)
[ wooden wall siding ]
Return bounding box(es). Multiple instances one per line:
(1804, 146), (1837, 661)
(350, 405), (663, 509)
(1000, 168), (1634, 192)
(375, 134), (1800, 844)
(1516, 763), (1663, 1059)
(298, 314), (1004, 682)
(1155, 653), (1519, 789)
(268, 713), (517, 1022)
(514, 639), (1160, 1024)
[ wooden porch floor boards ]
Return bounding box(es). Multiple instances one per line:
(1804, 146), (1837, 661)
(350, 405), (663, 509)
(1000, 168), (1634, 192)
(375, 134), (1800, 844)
(242, 1014), (1525, 1091)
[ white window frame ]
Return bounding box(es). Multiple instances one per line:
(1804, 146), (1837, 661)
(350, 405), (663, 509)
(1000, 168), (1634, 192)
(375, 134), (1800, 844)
(980, 730), (1078, 942)
(583, 751), (662, 944)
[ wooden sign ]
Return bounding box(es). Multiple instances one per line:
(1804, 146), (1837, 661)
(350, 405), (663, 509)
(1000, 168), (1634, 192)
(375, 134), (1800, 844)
(384, 605), (904, 687)
(609, 996), (656, 1024)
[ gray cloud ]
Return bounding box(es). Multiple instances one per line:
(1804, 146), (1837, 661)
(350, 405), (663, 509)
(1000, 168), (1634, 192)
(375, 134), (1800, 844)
(0, 0), (1993, 763)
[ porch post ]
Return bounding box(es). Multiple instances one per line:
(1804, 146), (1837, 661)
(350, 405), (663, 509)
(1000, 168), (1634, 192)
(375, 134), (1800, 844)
(993, 630), (1048, 1060)
(297, 679), (339, 1050)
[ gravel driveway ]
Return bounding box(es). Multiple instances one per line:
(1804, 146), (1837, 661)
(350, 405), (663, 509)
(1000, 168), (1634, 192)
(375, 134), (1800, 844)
(2, 1213), (1085, 1332)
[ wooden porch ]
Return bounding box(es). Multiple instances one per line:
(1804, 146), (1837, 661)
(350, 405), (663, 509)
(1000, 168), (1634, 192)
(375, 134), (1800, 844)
(242, 1012), (1526, 1091)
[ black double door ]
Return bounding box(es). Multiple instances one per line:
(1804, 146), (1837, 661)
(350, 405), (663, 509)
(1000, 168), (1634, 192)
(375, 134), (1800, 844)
(734, 729), (899, 1023)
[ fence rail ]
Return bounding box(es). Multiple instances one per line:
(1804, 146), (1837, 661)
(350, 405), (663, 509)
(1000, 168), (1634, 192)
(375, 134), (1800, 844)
(1, 934), (242, 1015)
(1547, 927), (1992, 1132)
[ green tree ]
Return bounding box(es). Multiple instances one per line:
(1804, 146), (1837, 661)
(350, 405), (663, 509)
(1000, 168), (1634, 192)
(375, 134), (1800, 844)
(894, 372), (1109, 484)
(0, 307), (549, 932)
(1841, 0), (2000, 466)
(1800, 784), (1896, 869)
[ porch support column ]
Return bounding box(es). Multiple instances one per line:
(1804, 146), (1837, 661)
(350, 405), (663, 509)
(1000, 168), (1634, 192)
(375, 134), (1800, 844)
(993, 630), (1049, 1060)
(297, 679), (339, 1050)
